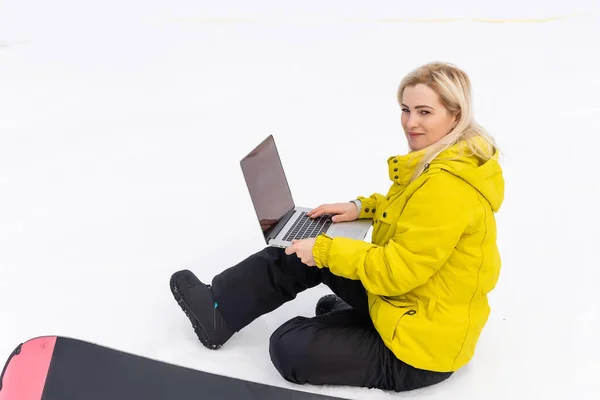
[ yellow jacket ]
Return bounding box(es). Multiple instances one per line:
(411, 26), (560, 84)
(313, 139), (504, 372)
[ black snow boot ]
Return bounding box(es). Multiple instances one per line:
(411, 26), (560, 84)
(170, 269), (235, 349)
(315, 294), (353, 316)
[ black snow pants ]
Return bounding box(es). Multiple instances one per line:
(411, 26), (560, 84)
(211, 246), (453, 392)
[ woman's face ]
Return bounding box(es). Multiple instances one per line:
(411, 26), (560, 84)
(400, 84), (458, 152)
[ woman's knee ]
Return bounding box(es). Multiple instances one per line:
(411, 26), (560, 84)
(269, 316), (312, 384)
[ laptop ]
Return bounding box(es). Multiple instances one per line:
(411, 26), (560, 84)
(240, 135), (373, 248)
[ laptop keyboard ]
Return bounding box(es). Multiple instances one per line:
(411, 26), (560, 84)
(282, 212), (332, 242)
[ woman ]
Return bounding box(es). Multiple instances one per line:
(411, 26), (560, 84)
(170, 62), (504, 392)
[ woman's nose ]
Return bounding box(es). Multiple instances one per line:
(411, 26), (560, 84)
(407, 115), (420, 129)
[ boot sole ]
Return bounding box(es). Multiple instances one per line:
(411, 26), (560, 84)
(169, 273), (223, 350)
(315, 295), (353, 316)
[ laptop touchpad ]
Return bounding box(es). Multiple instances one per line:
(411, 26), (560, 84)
(327, 220), (372, 240)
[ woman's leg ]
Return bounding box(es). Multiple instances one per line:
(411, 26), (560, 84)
(211, 246), (369, 331)
(269, 310), (454, 392)
(170, 246), (368, 347)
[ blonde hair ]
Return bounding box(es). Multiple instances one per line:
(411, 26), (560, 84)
(398, 62), (499, 181)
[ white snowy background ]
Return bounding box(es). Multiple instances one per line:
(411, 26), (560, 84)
(1, 0), (600, 399)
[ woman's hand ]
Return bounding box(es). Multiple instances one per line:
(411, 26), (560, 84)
(285, 238), (317, 266)
(307, 202), (359, 223)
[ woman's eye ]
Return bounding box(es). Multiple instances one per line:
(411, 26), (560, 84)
(401, 108), (409, 113)
(420, 110), (430, 115)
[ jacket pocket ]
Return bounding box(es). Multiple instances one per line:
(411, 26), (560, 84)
(391, 306), (417, 343)
(427, 298), (437, 320)
(382, 295), (418, 342)
(373, 218), (392, 241)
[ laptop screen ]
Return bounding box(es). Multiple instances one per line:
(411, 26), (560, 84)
(240, 135), (295, 240)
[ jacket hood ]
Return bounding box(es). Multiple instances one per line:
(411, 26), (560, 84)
(388, 138), (505, 212)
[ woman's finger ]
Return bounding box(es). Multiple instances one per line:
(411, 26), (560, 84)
(331, 212), (349, 222)
(308, 206), (326, 217)
(285, 244), (295, 255)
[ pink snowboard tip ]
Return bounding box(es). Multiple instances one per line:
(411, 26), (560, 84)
(0, 337), (56, 400)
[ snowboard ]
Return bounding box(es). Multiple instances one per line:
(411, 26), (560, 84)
(0, 336), (349, 400)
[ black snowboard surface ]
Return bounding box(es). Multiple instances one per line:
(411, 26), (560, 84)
(1, 336), (350, 400)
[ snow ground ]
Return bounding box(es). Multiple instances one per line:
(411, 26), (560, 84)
(1, 1), (599, 399)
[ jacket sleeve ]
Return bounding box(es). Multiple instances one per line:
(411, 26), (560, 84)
(355, 193), (386, 219)
(313, 174), (473, 296)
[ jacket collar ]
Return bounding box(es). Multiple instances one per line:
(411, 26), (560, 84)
(387, 148), (428, 186)
(386, 139), (504, 213)
(387, 139), (474, 186)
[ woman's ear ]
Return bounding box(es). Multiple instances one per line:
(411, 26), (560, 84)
(452, 112), (461, 128)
